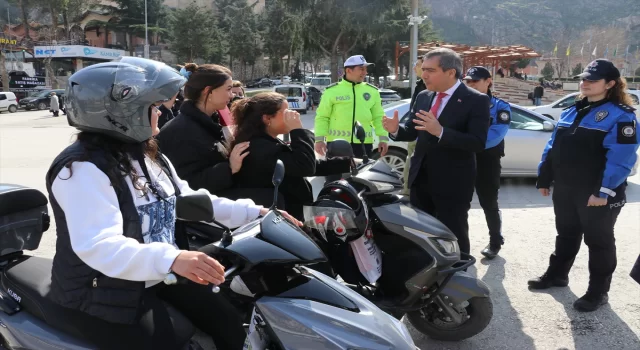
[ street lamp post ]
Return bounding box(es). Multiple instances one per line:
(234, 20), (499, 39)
(407, 4), (427, 96)
(144, 0), (149, 59)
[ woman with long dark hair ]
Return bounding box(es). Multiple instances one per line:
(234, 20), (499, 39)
(531, 59), (639, 312)
(157, 63), (249, 197)
(231, 92), (352, 220)
(45, 57), (276, 349)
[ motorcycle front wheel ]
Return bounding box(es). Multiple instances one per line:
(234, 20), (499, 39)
(406, 296), (493, 341)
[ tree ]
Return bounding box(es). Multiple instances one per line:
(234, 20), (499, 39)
(36, 26), (59, 89)
(541, 61), (555, 80)
(572, 63), (583, 76)
(0, 37), (19, 92)
(168, 3), (221, 63)
(8, 0), (32, 42)
(281, 0), (405, 82)
(261, 0), (299, 76)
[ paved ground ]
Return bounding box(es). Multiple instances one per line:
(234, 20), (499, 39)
(1, 109), (639, 350)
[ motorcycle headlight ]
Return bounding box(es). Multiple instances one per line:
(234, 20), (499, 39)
(430, 238), (458, 255)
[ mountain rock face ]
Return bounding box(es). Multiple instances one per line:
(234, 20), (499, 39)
(421, 0), (640, 51)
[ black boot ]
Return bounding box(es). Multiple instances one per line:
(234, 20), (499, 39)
(481, 244), (501, 259)
(528, 273), (569, 289)
(573, 291), (608, 312)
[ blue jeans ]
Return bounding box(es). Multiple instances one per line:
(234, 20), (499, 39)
(534, 97), (542, 106)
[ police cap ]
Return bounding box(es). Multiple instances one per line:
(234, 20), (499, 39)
(463, 66), (492, 81)
(574, 59), (621, 81)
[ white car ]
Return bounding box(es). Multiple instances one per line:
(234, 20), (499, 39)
(0, 92), (19, 113)
(370, 99), (638, 177)
(526, 90), (640, 120)
(274, 83), (311, 114)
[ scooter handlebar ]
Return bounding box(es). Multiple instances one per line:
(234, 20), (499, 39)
(164, 265), (238, 294)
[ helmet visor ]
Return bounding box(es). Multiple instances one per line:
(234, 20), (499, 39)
(303, 206), (359, 242)
(107, 57), (186, 137)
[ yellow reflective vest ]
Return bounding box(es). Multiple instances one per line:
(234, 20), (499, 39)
(314, 79), (388, 144)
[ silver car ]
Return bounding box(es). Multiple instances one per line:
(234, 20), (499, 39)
(371, 99), (638, 177)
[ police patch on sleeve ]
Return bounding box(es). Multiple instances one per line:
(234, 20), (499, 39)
(595, 110), (609, 122)
(363, 92), (371, 101)
(617, 121), (638, 144)
(497, 110), (511, 124)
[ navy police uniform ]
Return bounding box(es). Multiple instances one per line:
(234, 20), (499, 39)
(534, 59), (639, 308)
(463, 67), (511, 254)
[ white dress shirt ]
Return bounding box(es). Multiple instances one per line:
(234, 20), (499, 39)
(393, 79), (461, 140)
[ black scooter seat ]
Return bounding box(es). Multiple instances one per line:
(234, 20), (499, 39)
(0, 184), (48, 216)
(1, 256), (59, 324)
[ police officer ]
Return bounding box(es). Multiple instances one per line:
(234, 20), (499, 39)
(314, 55), (388, 158)
(463, 66), (510, 259)
(530, 59), (639, 312)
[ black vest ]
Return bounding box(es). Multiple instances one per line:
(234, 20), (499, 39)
(45, 141), (188, 324)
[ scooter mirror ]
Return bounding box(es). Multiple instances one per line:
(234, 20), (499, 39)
(176, 191), (214, 222)
(273, 159), (285, 187)
(327, 139), (354, 158)
(354, 122), (366, 144)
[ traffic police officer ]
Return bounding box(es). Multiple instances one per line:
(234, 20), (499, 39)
(463, 66), (510, 259)
(530, 59), (639, 312)
(314, 55), (389, 158)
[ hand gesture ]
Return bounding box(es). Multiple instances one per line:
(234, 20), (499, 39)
(539, 188), (550, 197)
(315, 141), (327, 156)
(378, 142), (389, 157)
(413, 110), (443, 137)
(230, 141), (250, 174)
(171, 251), (225, 285)
(587, 195), (607, 207)
(383, 110), (400, 133)
(284, 110), (303, 132)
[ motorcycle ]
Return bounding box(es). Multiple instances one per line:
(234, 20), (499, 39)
(302, 124), (494, 342)
(0, 161), (419, 350)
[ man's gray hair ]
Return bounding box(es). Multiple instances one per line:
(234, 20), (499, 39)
(423, 48), (463, 79)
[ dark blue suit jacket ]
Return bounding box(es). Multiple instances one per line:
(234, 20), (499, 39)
(391, 83), (490, 194)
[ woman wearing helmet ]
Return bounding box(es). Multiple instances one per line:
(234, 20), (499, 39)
(45, 57), (298, 349)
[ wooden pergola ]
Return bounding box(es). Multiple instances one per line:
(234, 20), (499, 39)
(395, 41), (541, 79)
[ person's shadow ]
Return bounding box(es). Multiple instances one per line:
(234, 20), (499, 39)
(530, 285), (640, 349)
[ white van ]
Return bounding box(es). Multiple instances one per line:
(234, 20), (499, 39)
(0, 92), (19, 113)
(527, 90), (640, 120)
(274, 83), (311, 114)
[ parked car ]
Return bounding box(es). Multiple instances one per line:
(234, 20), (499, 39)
(273, 83), (311, 114)
(379, 88), (401, 105)
(0, 92), (19, 113)
(19, 89), (65, 111)
(527, 90), (640, 120)
(245, 78), (273, 88)
(370, 99), (639, 177)
(307, 77), (332, 91)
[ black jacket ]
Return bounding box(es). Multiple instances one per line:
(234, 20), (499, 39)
(45, 142), (187, 324)
(391, 83), (490, 193)
(157, 101), (235, 196)
(410, 79), (427, 111)
(234, 129), (351, 220)
(534, 86), (544, 98)
(158, 105), (174, 130)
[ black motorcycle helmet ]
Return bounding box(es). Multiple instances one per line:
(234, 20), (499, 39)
(65, 57), (187, 143)
(307, 180), (368, 243)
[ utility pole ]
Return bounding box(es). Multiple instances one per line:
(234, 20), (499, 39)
(408, 0), (426, 96)
(144, 0), (149, 59)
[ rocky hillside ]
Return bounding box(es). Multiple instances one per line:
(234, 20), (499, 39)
(422, 0), (640, 52)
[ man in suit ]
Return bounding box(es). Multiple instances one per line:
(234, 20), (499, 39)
(383, 48), (490, 255)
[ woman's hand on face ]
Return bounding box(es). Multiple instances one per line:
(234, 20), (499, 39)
(229, 142), (250, 174)
(171, 251), (225, 285)
(284, 110), (303, 132)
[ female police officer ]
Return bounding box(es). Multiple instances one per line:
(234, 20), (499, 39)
(530, 59), (639, 312)
(463, 66), (510, 259)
